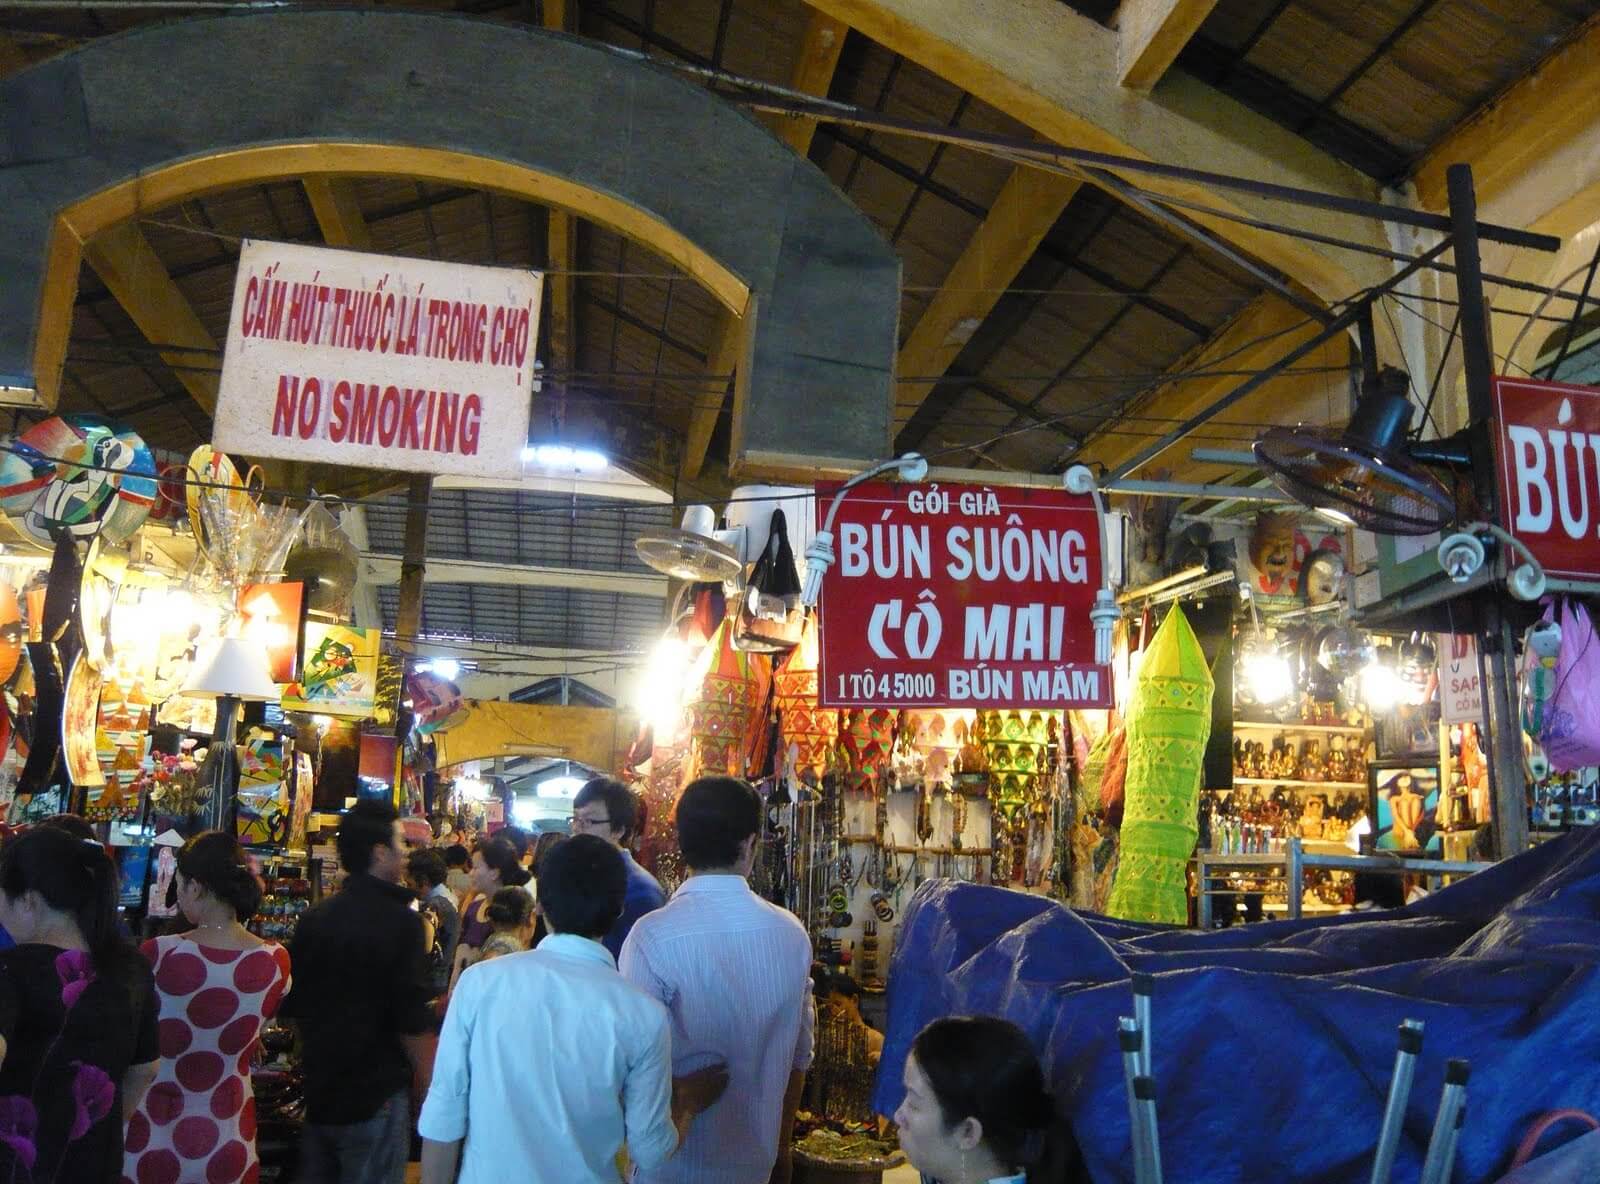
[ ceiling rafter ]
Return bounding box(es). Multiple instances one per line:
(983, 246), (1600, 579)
(893, 165), (1080, 429)
(302, 176), (373, 250)
(1116, 0), (1219, 92)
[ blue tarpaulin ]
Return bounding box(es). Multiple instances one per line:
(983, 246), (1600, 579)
(871, 827), (1600, 1183)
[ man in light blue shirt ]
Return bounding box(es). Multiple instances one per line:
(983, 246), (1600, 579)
(570, 776), (666, 958)
(621, 777), (816, 1184)
(419, 834), (726, 1184)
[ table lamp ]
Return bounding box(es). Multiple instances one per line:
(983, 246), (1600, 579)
(182, 637), (281, 833)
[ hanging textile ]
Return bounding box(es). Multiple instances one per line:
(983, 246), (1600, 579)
(685, 619), (771, 780)
(773, 615), (839, 780)
(1106, 605), (1213, 925)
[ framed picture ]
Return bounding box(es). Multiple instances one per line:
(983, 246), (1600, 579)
(1368, 760), (1443, 855)
(1374, 698), (1440, 761)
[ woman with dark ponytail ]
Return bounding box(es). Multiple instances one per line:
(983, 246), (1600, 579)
(0, 825), (160, 1182)
(894, 1016), (1089, 1184)
(124, 831), (291, 1184)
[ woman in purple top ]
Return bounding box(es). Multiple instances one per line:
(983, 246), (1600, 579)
(0, 827), (160, 1183)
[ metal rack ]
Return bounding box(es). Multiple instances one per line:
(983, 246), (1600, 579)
(1195, 838), (1493, 927)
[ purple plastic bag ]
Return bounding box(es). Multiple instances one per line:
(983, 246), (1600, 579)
(1541, 598), (1600, 772)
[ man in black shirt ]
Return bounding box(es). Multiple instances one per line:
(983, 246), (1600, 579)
(285, 799), (436, 1184)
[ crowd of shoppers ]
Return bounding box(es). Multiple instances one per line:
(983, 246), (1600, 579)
(0, 779), (1080, 1184)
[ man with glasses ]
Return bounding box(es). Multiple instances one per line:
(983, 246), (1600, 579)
(570, 777), (665, 958)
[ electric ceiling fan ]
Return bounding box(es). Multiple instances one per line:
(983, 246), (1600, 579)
(1252, 368), (1463, 536)
(634, 506), (745, 584)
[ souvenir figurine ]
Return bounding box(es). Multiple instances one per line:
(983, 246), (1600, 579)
(1300, 794), (1327, 839)
(1298, 740), (1324, 782)
(1326, 734), (1349, 783)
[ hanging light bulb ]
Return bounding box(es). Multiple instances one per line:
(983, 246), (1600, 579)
(1359, 657), (1405, 713)
(1240, 637), (1294, 705)
(633, 634), (692, 739)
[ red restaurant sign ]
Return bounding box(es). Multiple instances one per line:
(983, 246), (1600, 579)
(1494, 375), (1600, 579)
(817, 480), (1112, 708)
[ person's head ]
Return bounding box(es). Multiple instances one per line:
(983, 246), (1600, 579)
(486, 886), (534, 943)
(531, 831), (564, 877)
(674, 776), (761, 874)
(39, 813), (97, 842)
(536, 833), (625, 940)
(337, 799), (404, 882)
(406, 847), (449, 893)
(471, 835), (529, 893)
(443, 843), (470, 871)
(501, 826), (534, 867)
(570, 777), (640, 848)
(897, 1017), (1072, 1184)
(176, 830), (263, 924)
(0, 827), (126, 974)
(1352, 869), (1405, 909)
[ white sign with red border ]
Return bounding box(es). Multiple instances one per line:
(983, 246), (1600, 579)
(214, 240), (541, 479)
(1436, 632), (1482, 726)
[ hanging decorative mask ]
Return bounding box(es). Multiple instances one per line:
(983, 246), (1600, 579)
(1301, 550), (1346, 606)
(1248, 512), (1297, 590)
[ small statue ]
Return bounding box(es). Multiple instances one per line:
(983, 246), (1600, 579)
(1298, 740), (1324, 782)
(1326, 734), (1349, 783)
(1300, 794), (1327, 839)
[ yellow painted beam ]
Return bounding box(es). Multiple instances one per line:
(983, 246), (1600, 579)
(302, 176), (372, 250)
(771, 7), (850, 156)
(1412, 14), (1600, 212)
(1117, 0), (1219, 91)
(81, 222), (220, 414)
(895, 166), (1079, 429)
(804, 0), (1387, 303)
(1073, 295), (1350, 477)
(680, 306), (749, 481)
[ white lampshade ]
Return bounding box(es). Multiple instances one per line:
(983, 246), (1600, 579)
(181, 638), (281, 702)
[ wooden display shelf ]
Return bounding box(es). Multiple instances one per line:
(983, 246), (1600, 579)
(1230, 777), (1367, 791)
(1234, 721), (1369, 735)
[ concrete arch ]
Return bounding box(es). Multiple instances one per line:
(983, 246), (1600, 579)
(0, 10), (900, 474)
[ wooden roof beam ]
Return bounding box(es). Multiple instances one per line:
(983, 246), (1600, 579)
(1071, 295), (1351, 477)
(1412, 15), (1600, 214)
(81, 221), (220, 415)
(895, 166), (1080, 430)
(771, 7), (850, 157)
(1116, 0), (1219, 92)
(805, 0), (1389, 304)
(680, 305), (749, 481)
(302, 176), (373, 250)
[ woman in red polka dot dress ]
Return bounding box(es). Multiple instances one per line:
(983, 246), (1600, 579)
(124, 832), (291, 1184)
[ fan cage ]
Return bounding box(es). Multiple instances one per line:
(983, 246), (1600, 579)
(1253, 428), (1455, 536)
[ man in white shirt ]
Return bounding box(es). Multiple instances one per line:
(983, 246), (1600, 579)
(620, 776), (815, 1184)
(418, 834), (726, 1184)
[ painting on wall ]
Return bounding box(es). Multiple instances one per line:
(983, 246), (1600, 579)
(281, 624), (380, 718)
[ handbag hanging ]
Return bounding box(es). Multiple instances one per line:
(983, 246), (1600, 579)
(732, 508), (804, 653)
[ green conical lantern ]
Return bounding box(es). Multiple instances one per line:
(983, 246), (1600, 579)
(1106, 605), (1213, 925)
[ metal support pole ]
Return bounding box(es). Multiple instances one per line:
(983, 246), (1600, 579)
(1196, 854), (1214, 929)
(1132, 974), (1153, 1076)
(1358, 306), (1380, 390)
(1133, 1075), (1164, 1184)
(395, 473), (433, 655)
(1447, 164), (1530, 860)
(1370, 1019), (1425, 1184)
(1419, 1060), (1471, 1184)
(1119, 1018), (1153, 1184)
(1288, 837), (1305, 920)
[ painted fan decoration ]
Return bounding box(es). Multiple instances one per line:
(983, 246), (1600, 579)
(0, 414), (157, 547)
